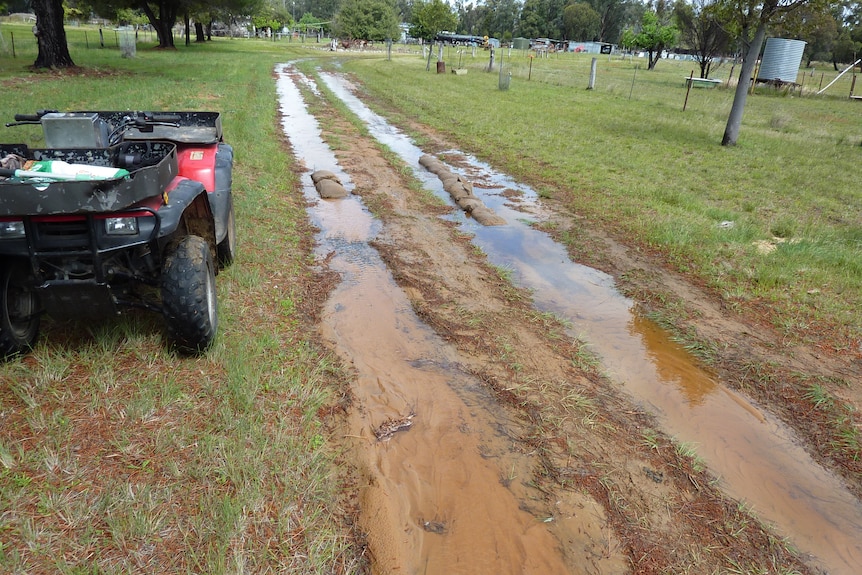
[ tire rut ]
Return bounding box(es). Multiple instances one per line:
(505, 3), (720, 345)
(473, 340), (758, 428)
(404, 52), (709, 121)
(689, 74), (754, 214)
(279, 63), (815, 575)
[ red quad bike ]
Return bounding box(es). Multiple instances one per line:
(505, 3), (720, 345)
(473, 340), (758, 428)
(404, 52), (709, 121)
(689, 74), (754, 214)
(0, 111), (236, 359)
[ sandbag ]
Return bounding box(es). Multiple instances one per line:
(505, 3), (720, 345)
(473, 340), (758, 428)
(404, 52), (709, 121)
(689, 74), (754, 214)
(311, 170), (341, 184)
(420, 154), (504, 226)
(316, 178), (349, 199)
(418, 154), (438, 170)
(471, 207), (506, 226)
(457, 177), (473, 196)
(443, 175), (472, 193)
(419, 155), (445, 174)
(444, 180), (473, 201)
(457, 197), (483, 212)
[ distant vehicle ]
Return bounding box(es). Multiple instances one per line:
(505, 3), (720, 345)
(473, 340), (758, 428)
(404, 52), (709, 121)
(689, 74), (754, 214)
(434, 32), (483, 46)
(434, 32), (498, 49)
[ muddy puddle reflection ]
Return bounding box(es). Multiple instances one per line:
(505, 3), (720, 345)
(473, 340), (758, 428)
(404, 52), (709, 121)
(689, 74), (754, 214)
(276, 64), (585, 574)
(319, 71), (862, 575)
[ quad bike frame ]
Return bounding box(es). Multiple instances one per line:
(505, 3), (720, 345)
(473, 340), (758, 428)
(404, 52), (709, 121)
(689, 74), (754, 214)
(0, 111), (236, 358)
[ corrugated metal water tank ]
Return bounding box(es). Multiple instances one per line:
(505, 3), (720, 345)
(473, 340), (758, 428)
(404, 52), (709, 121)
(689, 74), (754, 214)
(757, 38), (806, 83)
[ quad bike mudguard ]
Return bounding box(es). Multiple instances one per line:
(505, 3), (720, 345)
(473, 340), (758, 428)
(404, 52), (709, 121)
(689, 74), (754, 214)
(176, 142), (234, 245)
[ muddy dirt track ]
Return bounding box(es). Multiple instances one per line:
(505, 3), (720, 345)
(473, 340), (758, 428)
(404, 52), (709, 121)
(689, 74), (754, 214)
(276, 63), (862, 575)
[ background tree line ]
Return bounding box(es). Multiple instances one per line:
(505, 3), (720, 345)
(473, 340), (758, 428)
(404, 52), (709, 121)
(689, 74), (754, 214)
(4, 0), (857, 146)
(9, 0), (862, 70)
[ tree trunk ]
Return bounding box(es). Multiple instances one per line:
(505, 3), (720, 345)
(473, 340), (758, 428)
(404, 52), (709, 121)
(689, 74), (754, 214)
(184, 12), (190, 46)
(195, 22), (205, 43)
(140, 1), (177, 49)
(31, 0), (74, 68)
(648, 45), (663, 70)
(721, 22), (767, 146)
(157, 19), (175, 48)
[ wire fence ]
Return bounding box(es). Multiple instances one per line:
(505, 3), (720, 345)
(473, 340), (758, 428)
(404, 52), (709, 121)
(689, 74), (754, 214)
(0, 22), (335, 60)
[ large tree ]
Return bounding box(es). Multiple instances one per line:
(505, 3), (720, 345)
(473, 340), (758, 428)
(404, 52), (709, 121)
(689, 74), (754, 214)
(138, 1), (181, 47)
(620, 9), (679, 69)
(88, 0), (183, 48)
(290, 0), (340, 21)
(455, 0), (490, 35)
(587, 0), (638, 43)
(831, 28), (861, 69)
(89, 0), (265, 48)
(334, 0), (401, 41)
(519, 0), (547, 37)
(32, 0), (75, 68)
(409, 0), (458, 41)
(481, 0), (521, 39)
(673, 0), (730, 78)
(210, 0), (266, 36)
(563, 2), (602, 41)
(519, 0), (567, 39)
(251, 2), (292, 35)
(770, 4), (842, 65)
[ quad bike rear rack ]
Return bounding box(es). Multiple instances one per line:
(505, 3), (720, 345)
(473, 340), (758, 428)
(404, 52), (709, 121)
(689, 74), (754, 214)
(0, 141), (178, 216)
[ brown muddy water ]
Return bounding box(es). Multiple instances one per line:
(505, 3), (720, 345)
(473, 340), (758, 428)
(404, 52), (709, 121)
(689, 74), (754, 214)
(276, 64), (583, 574)
(279, 63), (862, 575)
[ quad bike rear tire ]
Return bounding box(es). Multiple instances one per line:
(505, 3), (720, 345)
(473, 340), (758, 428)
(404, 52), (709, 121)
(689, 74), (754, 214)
(161, 235), (218, 353)
(0, 263), (40, 360)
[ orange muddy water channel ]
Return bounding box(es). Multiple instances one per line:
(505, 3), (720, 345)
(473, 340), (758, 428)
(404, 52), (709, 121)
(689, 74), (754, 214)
(277, 65), (576, 574)
(277, 63), (862, 575)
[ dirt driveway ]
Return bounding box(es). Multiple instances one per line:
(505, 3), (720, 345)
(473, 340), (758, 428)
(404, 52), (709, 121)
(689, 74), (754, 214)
(278, 65), (862, 575)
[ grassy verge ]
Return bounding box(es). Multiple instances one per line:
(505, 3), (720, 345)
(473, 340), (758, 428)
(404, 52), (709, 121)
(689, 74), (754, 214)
(336, 51), (862, 357)
(0, 35), (364, 573)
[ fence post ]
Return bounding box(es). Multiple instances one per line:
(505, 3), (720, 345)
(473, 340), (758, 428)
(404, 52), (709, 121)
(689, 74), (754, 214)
(683, 71), (694, 111)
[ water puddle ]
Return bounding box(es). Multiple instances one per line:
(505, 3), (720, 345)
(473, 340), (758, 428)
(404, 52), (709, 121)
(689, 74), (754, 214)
(275, 64), (599, 574)
(318, 71), (862, 575)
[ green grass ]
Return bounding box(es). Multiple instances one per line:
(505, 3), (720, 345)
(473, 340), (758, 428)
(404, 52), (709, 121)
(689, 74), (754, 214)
(0, 31), (362, 574)
(1, 23), (861, 571)
(333, 50), (862, 354)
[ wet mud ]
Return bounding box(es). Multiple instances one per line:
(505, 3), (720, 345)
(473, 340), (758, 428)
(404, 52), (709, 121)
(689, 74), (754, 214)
(447, 155), (862, 574)
(276, 64), (615, 575)
(277, 62), (862, 575)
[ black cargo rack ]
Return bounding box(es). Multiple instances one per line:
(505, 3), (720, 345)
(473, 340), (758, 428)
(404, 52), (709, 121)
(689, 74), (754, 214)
(78, 111), (224, 145)
(0, 141), (178, 216)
